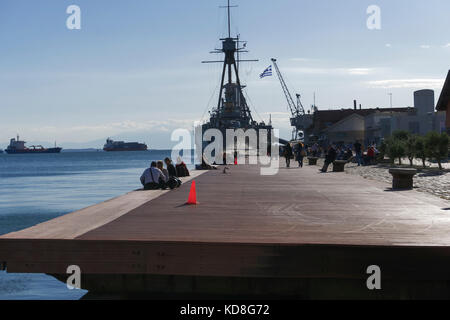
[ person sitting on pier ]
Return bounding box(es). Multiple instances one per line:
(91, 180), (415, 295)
(165, 157), (178, 178)
(157, 161), (169, 181)
(140, 161), (167, 190)
(164, 157), (182, 189)
(176, 157), (190, 177)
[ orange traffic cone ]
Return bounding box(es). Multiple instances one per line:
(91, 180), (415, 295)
(186, 180), (197, 205)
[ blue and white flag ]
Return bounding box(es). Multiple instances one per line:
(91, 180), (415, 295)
(260, 65), (272, 78)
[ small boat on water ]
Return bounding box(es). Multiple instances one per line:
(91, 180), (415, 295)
(5, 136), (62, 154)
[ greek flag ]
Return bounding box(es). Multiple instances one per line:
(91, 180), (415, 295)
(260, 65), (272, 78)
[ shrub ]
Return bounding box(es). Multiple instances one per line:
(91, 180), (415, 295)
(378, 140), (387, 160)
(425, 132), (449, 170)
(392, 130), (411, 141)
(405, 134), (417, 166)
(386, 137), (406, 165)
(414, 136), (427, 168)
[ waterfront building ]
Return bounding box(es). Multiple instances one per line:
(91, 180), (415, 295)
(436, 70), (450, 134)
(308, 89), (446, 145)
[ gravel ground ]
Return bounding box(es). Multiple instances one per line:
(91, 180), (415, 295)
(315, 158), (450, 201)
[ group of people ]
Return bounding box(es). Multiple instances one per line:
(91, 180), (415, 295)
(320, 140), (380, 172)
(283, 142), (307, 168)
(283, 140), (381, 173)
(140, 157), (190, 190)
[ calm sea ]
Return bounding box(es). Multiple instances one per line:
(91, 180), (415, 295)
(0, 150), (192, 300)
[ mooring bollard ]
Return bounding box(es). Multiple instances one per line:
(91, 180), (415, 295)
(308, 157), (318, 166)
(388, 168), (417, 190)
(332, 160), (347, 172)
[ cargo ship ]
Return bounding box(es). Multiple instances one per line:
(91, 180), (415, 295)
(5, 136), (62, 154)
(103, 138), (148, 152)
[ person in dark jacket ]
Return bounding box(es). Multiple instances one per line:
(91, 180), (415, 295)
(321, 145), (337, 173)
(344, 148), (354, 161)
(164, 157), (182, 189)
(284, 143), (293, 168)
(295, 142), (305, 168)
(176, 157), (190, 177)
(164, 158), (178, 177)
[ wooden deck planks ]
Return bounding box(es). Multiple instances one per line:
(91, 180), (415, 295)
(77, 164), (450, 246)
(0, 171), (204, 240)
(0, 162), (450, 282)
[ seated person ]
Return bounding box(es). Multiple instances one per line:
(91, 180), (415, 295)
(165, 157), (178, 178)
(140, 161), (167, 190)
(343, 148), (354, 161)
(157, 160), (169, 181)
(164, 157), (182, 189)
(176, 157), (190, 177)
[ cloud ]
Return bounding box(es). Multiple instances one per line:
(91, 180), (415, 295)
(385, 43), (392, 48)
(347, 68), (373, 75)
(443, 43), (450, 48)
(420, 45), (431, 49)
(366, 78), (444, 89)
(289, 58), (315, 62)
(286, 67), (375, 76)
(261, 112), (291, 128)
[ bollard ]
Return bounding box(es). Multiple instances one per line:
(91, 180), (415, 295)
(332, 160), (347, 172)
(308, 157), (318, 166)
(389, 168), (417, 189)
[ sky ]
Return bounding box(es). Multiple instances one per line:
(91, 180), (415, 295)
(0, 0), (449, 149)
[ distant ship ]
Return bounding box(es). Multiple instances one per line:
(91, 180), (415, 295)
(5, 136), (62, 154)
(103, 138), (148, 152)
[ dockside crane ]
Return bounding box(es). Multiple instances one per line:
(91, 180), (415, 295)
(271, 58), (307, 141)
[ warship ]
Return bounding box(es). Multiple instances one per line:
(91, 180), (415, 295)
(199, 0), (273, 155)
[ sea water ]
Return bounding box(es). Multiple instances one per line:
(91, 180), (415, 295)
(0, 150), (191, 300)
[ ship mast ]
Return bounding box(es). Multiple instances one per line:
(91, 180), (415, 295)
(202, 0), (258, 124)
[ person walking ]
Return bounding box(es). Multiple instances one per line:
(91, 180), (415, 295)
(353, 140), (363, 166)
(320, 145), (337, 173)
(295, 142), (305, 168)
(284, 143), (293, 168)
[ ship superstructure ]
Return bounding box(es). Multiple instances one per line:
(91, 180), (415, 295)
(200, 0), (273, 154)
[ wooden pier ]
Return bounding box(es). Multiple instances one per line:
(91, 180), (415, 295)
(1, 162), (450, 299)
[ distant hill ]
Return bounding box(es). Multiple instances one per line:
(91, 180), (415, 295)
(62, 148), (103, 153)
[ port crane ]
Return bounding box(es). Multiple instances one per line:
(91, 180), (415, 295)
(271, 58), (307, 141)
